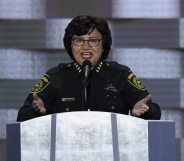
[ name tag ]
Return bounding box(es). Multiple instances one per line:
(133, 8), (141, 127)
(62, 98), (75, 102)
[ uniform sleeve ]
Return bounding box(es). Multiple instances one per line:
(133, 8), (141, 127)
(122, 70), (161, 120)
(17, 74), (54, 122)
(16, 94), (42, 121)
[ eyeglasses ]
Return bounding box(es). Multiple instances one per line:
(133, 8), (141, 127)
(72, 38), (102, 47)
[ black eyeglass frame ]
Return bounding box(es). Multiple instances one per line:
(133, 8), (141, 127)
(72, 38), (102, 47)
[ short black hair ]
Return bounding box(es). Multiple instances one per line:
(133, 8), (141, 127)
(63, 15), (112, 61)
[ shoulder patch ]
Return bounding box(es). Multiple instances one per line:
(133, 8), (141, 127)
(31, 74), (51, 93)
(127, 71), (146, 90)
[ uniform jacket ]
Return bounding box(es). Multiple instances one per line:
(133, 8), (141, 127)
(17, 61), (161, 121)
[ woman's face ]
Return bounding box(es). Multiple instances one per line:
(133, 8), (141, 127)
(71, 28), (103, 66)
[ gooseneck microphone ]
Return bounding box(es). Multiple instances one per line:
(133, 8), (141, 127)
(82, 60), (92, 79)
(82, 60), (92, 111)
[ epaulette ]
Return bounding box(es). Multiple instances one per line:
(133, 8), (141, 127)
(30, 63), (70, 93)
(104, 61), (130, 72)
(46, 63), (69, 75)
(105, 61), (146, 90)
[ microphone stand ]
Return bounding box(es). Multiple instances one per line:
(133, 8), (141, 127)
(81, 60), (92, 111)
(82, 77), (88, 111)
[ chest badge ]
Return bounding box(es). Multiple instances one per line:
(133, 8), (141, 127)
(104, 84), (118, 93)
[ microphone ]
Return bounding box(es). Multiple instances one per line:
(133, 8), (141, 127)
(82, 60), (92, 79)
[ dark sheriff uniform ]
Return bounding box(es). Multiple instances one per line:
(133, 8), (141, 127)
(17, 61), (161, 121)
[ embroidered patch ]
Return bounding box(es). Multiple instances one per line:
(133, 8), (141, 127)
(127, 71), (146, 90)
(31, 74), (51, 93)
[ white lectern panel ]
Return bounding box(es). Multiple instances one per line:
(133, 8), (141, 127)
(6, 112), (176, 161)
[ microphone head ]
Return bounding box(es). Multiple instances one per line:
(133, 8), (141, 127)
(82, 60), (92, 79)
(82, 60), (92, 68)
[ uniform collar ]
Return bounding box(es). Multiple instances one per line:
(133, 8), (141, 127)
(66, 61), (111, 79)
(92, 61), (103, 73)
(73, 62), (82, 73)
(65, 62), (83, 79)
(93, 61), (111, 82)
(66, 61), (83, 73)
(69, 61), (105, 74)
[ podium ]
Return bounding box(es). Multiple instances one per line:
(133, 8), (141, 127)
(6, 112), (176, 161)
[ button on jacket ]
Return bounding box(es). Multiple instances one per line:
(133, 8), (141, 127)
(17, 61), (161, 121)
